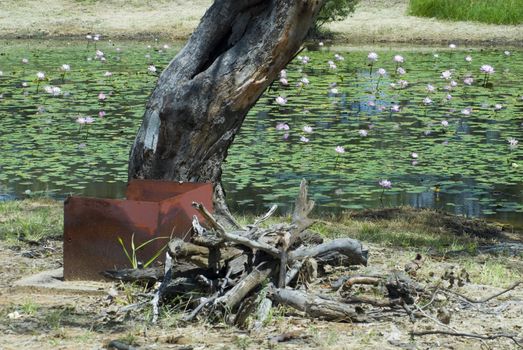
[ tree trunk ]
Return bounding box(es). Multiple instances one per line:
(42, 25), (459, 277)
(128, 0), (324, 223)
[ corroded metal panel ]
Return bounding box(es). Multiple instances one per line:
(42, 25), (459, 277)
(63, 181), (213, 281)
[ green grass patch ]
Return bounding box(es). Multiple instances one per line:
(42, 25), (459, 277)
(0, 199), (62, 241)
(408, 0), (523, 24)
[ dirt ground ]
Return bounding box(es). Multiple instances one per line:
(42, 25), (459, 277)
(1, 235), (522, 350)
(0, 0), (522, 45)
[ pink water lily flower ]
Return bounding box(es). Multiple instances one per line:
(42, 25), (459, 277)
(441, 70), (452, 80)
(393, 55), (404, 63)
(367, 52), (378, 62)
(463, 77), (474, 85)
(396, 67), (406, 75)
(98, 92), (106, 101)
(379, 179), (392, 189)
(300, 136), (309, 143)
(480, 65), (495, 74)
(335, 146), (345, 154)
(275, 96), (287, 105)
(275, 122), (289, 131)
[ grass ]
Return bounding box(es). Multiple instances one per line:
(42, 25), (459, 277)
(0, 198), (62, 241)
(408, 0), (523, 25)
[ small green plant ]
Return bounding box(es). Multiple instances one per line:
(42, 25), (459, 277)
(117, 233), (169, 269)
(20, 300), (39, 315)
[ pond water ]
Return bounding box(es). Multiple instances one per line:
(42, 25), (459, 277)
(0, 40), (522, 228)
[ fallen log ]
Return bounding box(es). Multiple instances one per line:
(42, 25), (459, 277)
(270, 287), (367, 322)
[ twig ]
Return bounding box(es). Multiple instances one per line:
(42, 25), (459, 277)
(181, 292), (220, 322)
(253, 204), (278, 227)
(151, 252), (173, 323)
(192, 202), (228, 235)
(443, 281), (522, 304)
(411, 330), (523, 348)
(193, 202), (280, 257)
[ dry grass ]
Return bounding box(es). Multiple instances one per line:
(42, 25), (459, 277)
(0, 0), (522, 45)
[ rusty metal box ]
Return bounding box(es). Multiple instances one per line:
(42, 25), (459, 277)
(63, 180), (213, 280)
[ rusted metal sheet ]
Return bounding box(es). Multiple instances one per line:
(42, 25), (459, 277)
(64, 181), (213, 281)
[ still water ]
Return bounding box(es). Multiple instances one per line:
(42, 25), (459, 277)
(0, 40), (521, 227)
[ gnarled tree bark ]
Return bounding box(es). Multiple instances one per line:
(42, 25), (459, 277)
(128, 0), (324, 225)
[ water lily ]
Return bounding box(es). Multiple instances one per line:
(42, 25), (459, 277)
(279, 70), (287, 79)
(480, 65), (495, 86)
(367, 52), (378, 62)
(377, 68), (386, 76)
(396, 67), (406, 75)
(494, 104), (503, 111)
(98, 110), (106, 118)
(300, 77), (309, 85)
(329, 87), (338, 95)
(480, 65), (495, 74)
(297, 55), (310, 64)
(279, 77), (288, 86)
(504, 51), (511, 56)
(300, 136), (309, 143)
(36, 72), (45, 80)
(393, 55), (404, 63)
(441, 120), (449, 127)
(411, 152), (418, 159)
(391, 104), (400, 112)
(398, 80), (408, 89)
(423, 97), (433, 105)
(76, 117), (86, 124)
(303, 125), (313, 133)
(449, 43), (456, 49)
(358, 129), (368, 137)
(379, 179), (392, 189)
(21, 58), (28, 64)
(426, 84), (435, 93)
(275, 122), (289, 131)
(450, 80), (458, 88)
(275, 96), (287, 105)
(463, 77), (474, 85)
(508, 137), (518, 147)
(441, 70), (452, 80)
(319, 41), (324, 47)
(465, 55), (472, 62)
(98, 92), (106, 101)
(335, 146), (345, 153)
(328, 60), (337, 69)
(148, 65), (157, 73)
(95, 50), (104, 59)
(367, 52), (378, 75)
(461, 108), (472, 116)
(334, 53), (344, 61)
(104, 71), (113, 77)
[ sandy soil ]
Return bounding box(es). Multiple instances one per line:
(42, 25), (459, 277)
(0, 0), (521, 45)
(1, 238), (522, 350)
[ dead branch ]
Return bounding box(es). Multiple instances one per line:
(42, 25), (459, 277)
(443, 281), (522, 304)
(216, 264), (274, 310)
(411, 330), (523, 348)
(289, 238), (368, 266)
(270, 287), (367, 322)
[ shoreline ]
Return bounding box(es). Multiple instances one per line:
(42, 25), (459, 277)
(0, 0), (521, 47)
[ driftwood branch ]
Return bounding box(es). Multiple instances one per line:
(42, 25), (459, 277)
(270, 287), (367, 322)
